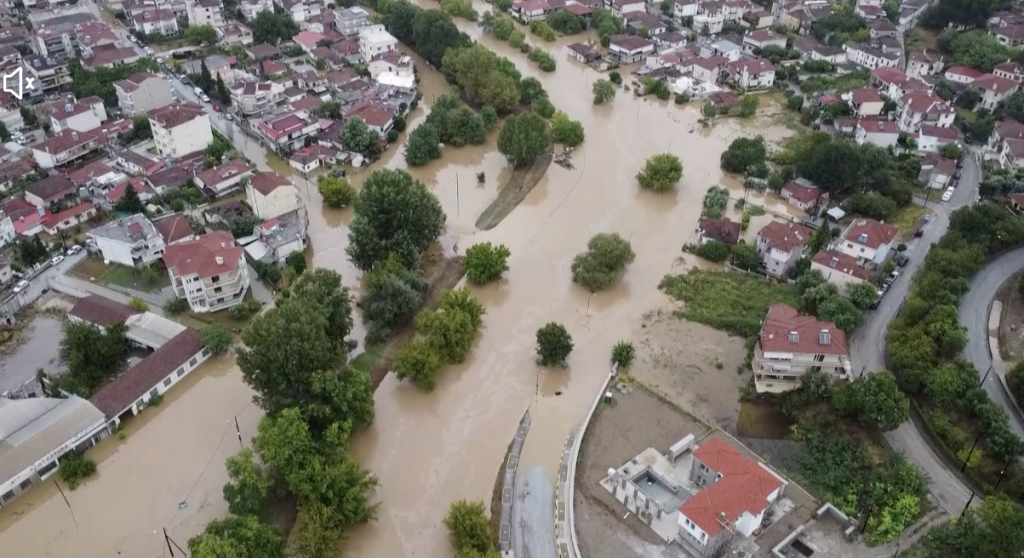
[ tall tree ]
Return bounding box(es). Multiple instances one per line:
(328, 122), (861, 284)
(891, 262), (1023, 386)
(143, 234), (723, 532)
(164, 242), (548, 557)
(216, 74), (231, 105)
(115, 183), (145, 214)
(497, 111), (550, 167)
(412, 9), (471, 67)
(200, 59), (213, 91)
(188, 515), (286, 558)
(58, 322), (129, 395)
(222, 447), (272, 516)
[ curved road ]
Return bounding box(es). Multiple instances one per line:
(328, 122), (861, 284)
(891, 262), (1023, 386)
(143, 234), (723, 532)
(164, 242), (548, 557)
(959, 246), (1024, 440)
(850, 150), (982, 514)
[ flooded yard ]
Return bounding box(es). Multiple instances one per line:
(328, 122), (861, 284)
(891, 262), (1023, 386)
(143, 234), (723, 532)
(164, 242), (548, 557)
(0, 314), (64, 394)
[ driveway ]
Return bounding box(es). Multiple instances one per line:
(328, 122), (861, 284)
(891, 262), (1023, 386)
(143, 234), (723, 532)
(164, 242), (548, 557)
(849, 149), (982, 514)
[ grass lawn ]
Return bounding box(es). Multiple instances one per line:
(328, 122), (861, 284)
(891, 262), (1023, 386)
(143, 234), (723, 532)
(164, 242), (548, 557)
(658, 270), (801, 338)
(71, 256), (170, 293)
(350, 344), (382, 373)
(893, 204), (928, 241)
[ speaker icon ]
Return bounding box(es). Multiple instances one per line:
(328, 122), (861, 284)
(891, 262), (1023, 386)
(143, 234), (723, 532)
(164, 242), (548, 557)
(3, 67), (33, 101)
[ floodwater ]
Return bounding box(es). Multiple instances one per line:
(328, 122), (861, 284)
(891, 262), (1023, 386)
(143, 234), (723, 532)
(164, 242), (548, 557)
(0, 9), (797, 558)
(0, 315), (64, 394)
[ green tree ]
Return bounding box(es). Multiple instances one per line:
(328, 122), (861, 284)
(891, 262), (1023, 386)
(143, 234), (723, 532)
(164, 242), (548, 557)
(0, 122), (10, 142)
(947, 30), (1013, 72)
(444, 500), (495, 554)
(393, 337), (443, 390)
(442, 45), (521, 111)
(222, 447), (272, 516)
(720, 136), (767, 173)
(414, 8), (472, 67)
(832, 371), (908, 431)
(58, 321), (129, 396)
(188, 515), (286, 558)
(497, 111), (551, 167)
(592, 79), (615, 104)
(200, 323), (232, 354)
(731, 242), (758, 271)
(347, 169), (446, 271)
(342, 117), (383, 160)
(229, 215), (262, 239)
(414, 288), (484, 366)
(163, 297), (190, 315)
(571, 233), (635, 291)
(184, 24), (217, 45)
(360, 255), (428, 343)
(939, 143), (963, 160)
(518, 77), (547, 104)
(930, 495), (1024, 558)
(405, 124), (442, 166)
(536, 322), (573, 366)
(739, 95), (758, 117)
(491, 15), (515, 40)
(58, 450), (96, 489)
(251, 11), (299, 45)
(464, 242), (511, 283)
(20, 106), (38, 128)
(551, 111), (584, 147)
(481, 105), (498, 130)
(115, 183), (145, 214)
(702, 101), (718, 119)
(846, 282), (879, 309)
(216, 74), (231, 105)
(636, 153), (683, 191)
(317, 175), (356, 208)
(547, 9), (583, 33)
(611, 340), (635, 369)
(285, 251), (306, 275)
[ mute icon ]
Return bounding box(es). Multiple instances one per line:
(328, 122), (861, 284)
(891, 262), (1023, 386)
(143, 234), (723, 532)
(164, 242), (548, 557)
(3, 67), (28, 101)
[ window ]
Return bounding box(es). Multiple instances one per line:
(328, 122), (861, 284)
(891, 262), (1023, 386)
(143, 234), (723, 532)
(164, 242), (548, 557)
(201, 348), (210, 357)
(136, 398), (144, 409)
(163, 377), (172, 387)
(176, 367), (185, 377)
(211, 275), (220, 282)
(149, 388), (159, 399)
(214, 286), (222, 293)
(189, 357), (198, 366)
(1, 490), (14, 502)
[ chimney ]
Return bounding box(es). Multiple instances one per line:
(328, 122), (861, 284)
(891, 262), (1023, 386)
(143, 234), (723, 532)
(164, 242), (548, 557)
(72, 131), (78, 141)
(215, 256), (224, 265)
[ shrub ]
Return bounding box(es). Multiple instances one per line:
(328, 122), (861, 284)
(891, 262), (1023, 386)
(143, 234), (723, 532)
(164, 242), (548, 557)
(694, 240), (730, 262)
(229, 298), (262, 320)
(163, 297), (190, 315)
(527, 47), (556, 71)
(571, 233), (636, 291)
(128, 296), (149, 312)
(551, 111), (584, 146)
(720, 136), (767, 174)
(832, 371), (909, 432)
(529, 20), (556, 41)
(636, 153), (683, 191)
(393, 338), (443, 390)
(593, 79), (615, 104)
(464, 242), (511, 283)
(731, 242), (758, 271)
(536, 322), (573, 366)
(318, 176), (357, 208)
(59, 450), (97, 489)
(285, 251), (306, 275)
(509, 30), (525, 48)
(702, 186), (730, 218)
(444, 500), (495, 555)
(1009, 360), (1024, 404)
(609, 71), (622, 84)
(200, 323), (233, 354)
(675, 93), (690, 104)
(611, 340), (635, 370)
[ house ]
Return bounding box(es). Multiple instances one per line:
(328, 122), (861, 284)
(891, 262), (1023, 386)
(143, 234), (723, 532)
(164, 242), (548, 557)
(279, 0), (322, 25)
(511, 0), (551, 22)
(116, 150), (163, 175)
(257, 110), (322, 151)
(693, 1), (725, 34)
(603, 0), (645, 18)
(751, 303), (851, 393)
(217, 23), (254, 46)
(32, 129), (104, 169)
(845, 88), (883, 117)
(164, 231), (250, 313)
(743, 30), (786, 53)
(293, 30), (326, 55)
(289, 144), (340, 173)
(897, 91), (955, 133)
(344, 103), (395, 137)
(245, 209), (307, 266)
(33, 15), (117, 59)
(919, 153), (956, 190)
(43, 202), (97, 235)
(49, 96), (107, 133)
(230, 81), (281, 116)
(153, 214), (196, 245)
(247, 43), (282, 61)
(906, 50), (943, 78)
(25, 56), (72, 94)
(149, 103), (213, 159)
(567, 42), (601, 63)
(106, 178), (155, 204)
(183, 56), (235, 84)
(624, 12), (666, 36)
(780, 178), (822, 212)
(943, 65), (985, 85)
(358, 25), (397, 61)
(811, 249), (872, 288)
(146, 166), (191, 195)
(0, 159), (36, 191)
(82, 46), (141, 69)
(1009, 192), (1024, 212)
(194, 159), (254, 198)
(1000, 137), (1024, 168)
(115, 73), (174, 116)
(991, 25), (1024, 47)
(869, 18), (897, 38)
(246, 171), (301, 219)
(988, 119), (1024, 154)
(131, 8), (179, 36)
(855, 118), (900, 148)
(918, 124), (959, 153)
(609, 35), (654, 64)
(727, 58), (776, 89)
(756, 221), (811, 278)
(25, 175), (76, 208)
(335, 6), (371, 38)
(973, 74), (1021, 111)
(697, 217), (741, 245)
(690, 56), (730, 85)
(239, 0), (273, 20)
(676, 437), (786, 556)
(703, 38), (743, 62)
(368, 50), (413, 79)
(88, 214), (167, 267)
(810, 44), (847, 64)
(994, 61), (1024, 83)
(838, 218), (897, 268)
(843, 42), (899, 70)
(652, 31), (687, 50)
(186, 0), (224, 27)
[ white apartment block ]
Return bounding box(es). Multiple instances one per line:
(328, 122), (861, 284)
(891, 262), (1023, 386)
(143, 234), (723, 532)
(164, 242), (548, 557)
(164, 231), (251, 313)
(115, 72), (175, 115)
(186, 0), (225, 28)
(149, 102), (213, 158)
(358, 25), (397, 61)
(752, 303), (851, 393)
(88, 214), (167, 268)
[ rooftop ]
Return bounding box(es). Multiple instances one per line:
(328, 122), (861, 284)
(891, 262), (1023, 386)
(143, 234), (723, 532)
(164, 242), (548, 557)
(153, 214), (194, 244)
(26, 174), (75, 201)
(114, 72), (159, 94)
(782, 179), (821, 204)
(843, 218), (897, 248)
(758, 303), (848, 356)
(148, 102), (207, 128)
(973, 73), (1020, 94)
(0, 396), (106, 487)
(610, 35), (654, 52)
(163, 231), (244, 278)
(68, 294), (140, 326)
(812, 249), (872, 280)
(250, 170), (293, 196)
(758, 221), (812, 253)
(944, 65), (986, 80)
(698, 217), (741, 244)
(195, 159), (254, 187)
(33, 129), (100, 155)
(82, 47), (138, 69)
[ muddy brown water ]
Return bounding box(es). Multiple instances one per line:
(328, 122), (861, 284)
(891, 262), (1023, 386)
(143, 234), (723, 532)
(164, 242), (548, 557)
(0, 9), (797, 557)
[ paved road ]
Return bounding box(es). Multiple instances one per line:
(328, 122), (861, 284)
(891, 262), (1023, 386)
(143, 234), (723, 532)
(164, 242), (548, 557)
(849, 149), (982, 514)
(959, 246), (1024, 440)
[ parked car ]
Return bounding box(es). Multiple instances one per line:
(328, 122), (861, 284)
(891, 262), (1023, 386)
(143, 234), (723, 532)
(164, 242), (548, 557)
(869, 294), (883, 310)
(225, 113), (233, 121)
(915, 226), (925, 238)
(68, 245), (82, 255)
(180, 76), (191, 85)
(897, 253), (909, 267)
(13, 280), (29, 293)
(941, 188), (954, 202)
(129, 34), (138, 43)
(954, 169), (962, 179)
(924, 214), (932, 223)
(50, 255), (64, 266)
(200, 93), (210, 103)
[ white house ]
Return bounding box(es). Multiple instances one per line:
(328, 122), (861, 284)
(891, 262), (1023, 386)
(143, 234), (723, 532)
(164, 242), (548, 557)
(239, 0), (273, 19)
(991, 24), (1024, 47)
(756, 221), (811, 278)
(609, 35), (654, 64)
(246, 171), (302, 219)
(727, 58), (775, 89)
(257, 110), (322, 151)
(186, 0), (224, 27)
(368, 50), (413, 80)
(230, 81), (282, 116)
(344, 102), (395, 137)
(32, 129), (104, 169)
(603, 0), (644, 18)
(897, 91), (955, 133)
(844, 88), (883, 117)
(837, 218), (897, 268)
(49, 96), (107, 134)
(42, 202), (97, 235)
(511, 0), (551, 22)
(217, 23), (254, 46)
(918, 124), (959, 154)
(943, 65), (985, 85)
(742, 30), (786, 53)
(149, 102), (213, 158)
(358, 25), (397, 61)
(973, 74), (1021, 111)
(87, 214), (167, 268)
(855, 119), (900, 148)
(115, 72), (175, 116)
(843, 42), (899, 70)
(163, 231), (250, 313)
(994, 61), (1024, 83)
(751, 303), (851, 393)
(131, 8), (179, 35)
(194, 159), (254, 198)
(906, 50), (943, 78)
(335, 6), (371, 37)
(811, 249), (872, 289)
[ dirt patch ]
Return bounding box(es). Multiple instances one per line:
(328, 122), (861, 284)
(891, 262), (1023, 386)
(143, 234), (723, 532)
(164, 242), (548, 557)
(574, 386), (708, 558)
(475, 150), (554, 230)
(998, 270), (1024, 361)
(367, 243), (467, 389)
(626, 308), (749, 432)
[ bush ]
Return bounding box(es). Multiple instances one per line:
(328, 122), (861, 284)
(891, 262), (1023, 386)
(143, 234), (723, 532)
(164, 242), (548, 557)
(529, 20), (556, 41)
(702, 186), (730, 218)
(694, 240), (730, 262)
(593, 79), (615, 104)
(720, 136), (767, 174)
(405, 124), (442, 166)
(675, 93), (690, 104)
(361, 256), (428, 343)
(609, 71), (622, 84)
(532, 97), (555, 118)
(731, 242), (758, 271)
(200, 323), (233, 355)
(318, 176), (357, 208)
(229, 298), (262, 320)
(527, 47), (556, 71)
(611, 340), (635, 369)
(509, 30), (525, 48)
(464, 242), (511, 283)
(444, 500), (495, 555)
(128, 296), (149, 312)
(832, 371), (909, 432)
(571, 233), (636, 291)
(59, 450), (97, 489)
(551, 111), (584, 146)
(1009, 360), (1024, 404)
(393, 338), (443, 390)
(636, 153), (683, 191)
(536, 322), (573, 366)
(163, 297), (190, 315)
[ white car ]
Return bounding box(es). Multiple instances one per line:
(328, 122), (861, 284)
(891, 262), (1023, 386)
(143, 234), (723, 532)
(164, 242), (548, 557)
(200, 94), (210, 103)
(13, 280), (28, 293)
(50, 254), (64, 266)
(68, 245), (82, 255)
(129, 34), (138, 43)
(145, 47), (155, 55)
(941, 187), (954, 202)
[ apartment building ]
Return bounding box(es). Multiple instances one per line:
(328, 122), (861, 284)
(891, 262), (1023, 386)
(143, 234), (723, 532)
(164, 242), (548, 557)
(246, 171), (301, 219)
(837, 218), (897, 268)
(230, 80), (282, 115)
(131, 9), (180, 36)
(843, 41), (899, 70)
(358, 25), (397, 61)
(335, 6), (371, 37)
(32, 129), (104, 169)
(149, 102), (213, 158)
(164, 231), (250, 313)
(49, 96), (107, 133)
(755, 221), (811, 278)
(186, 0), (225, 28)
(115, 72), (175, 115)
(239, 0), (273, 19)
(88, 214), (167, 267)
(257, 110), (321, 151)
(752, 303), (851, 393)
(25, 56), (71, 94)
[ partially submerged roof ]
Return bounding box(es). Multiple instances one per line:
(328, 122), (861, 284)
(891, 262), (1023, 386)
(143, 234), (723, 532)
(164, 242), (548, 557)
(68, 294), (141, 326)
(0, 396), (106, 486)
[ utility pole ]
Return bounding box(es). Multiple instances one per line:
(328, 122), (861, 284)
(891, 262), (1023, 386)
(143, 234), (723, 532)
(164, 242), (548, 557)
(979, 365), (992, 387)
(163, 528), (175, 557)
(456, 174), (460, 218)
(960, 431), (983, 473)
(960, 491), (976, 517)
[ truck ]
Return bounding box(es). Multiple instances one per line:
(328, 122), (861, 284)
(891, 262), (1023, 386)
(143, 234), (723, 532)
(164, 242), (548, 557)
(193, 86), (204, 98)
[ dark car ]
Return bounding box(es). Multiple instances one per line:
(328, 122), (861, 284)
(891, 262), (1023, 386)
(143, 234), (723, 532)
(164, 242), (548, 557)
(915, 227), (925, 238)
(898, 253), (909, 267)
(954, 169), (962, 179)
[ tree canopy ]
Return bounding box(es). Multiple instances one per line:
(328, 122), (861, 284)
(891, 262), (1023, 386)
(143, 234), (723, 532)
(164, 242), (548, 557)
(442, 45), (522, 111)
(636, 154), (683, 191)
(497, 112), (551, 167)
(56, 321), (129, 396)
(342, 117), (383, 160)
(571, 233), (635, 291)
(536, 322), (573, 366)
(944, 30), (1015, 72)
(720, 136), (768, 174)
(464, 242), (511, 284)
(413, 8), (472, 67)
(406, 123), (442, 166)
(251, 11), (299, 45)
(188, 515), (286, 558)
(593, 79), (615, 104)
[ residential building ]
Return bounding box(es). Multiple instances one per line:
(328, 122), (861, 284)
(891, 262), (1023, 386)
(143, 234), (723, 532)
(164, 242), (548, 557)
(82, 45), (140, 69)
(335, 6), (371, 37)
(358, 25), (397, 60)
(994, 61), (1024, 83)
(919, 153), (956, 190)
(33, 15), (115, 59)
(844, 88), (883, 117)
(217, 23), (254, 46)
(696, 217), (741, 245)
(943, 65), (985, 84)
(115, 73), (174, 116)
(239, 0), (273, 19)
(973, 74), (1021, 111)
(0, 210), (13, 247)
(279, 0), (321, 25)
(756, 221), (811, 278)
(48, 96), (107, 133)
(1000, 137), (1024, 168)
(194, 159), (254, 198)
(991, 24), (1024, 47)
(811, 248), (872, 288)
(24, 175), (75, 208)
(31, 129), (104, 169)
(609, 35), (654, 64)
(743, 30), (786, 53)
(673, 0), (698, 19)
(726, 58), (776, 89)
(146, 166), (191, 195)
(183, 55), (234, 84)
(24, 55), (72, 95)
(0, 160), (35, 192)
(869, 18), (897, 38)
(257, 110), (322, 151)
(624, 11), (666, 35)
(88, 214), (167, 267)
(603, 0), (645, 18)
(369, 50), (414, 79)
(906, 50), (943, 78)
(149, 103), (213, 158)
(675, 438), (787, 556)
(690, 56), (728, 84)
(567, 42), (601, 63)
(344, 103), (395, 137)
(67, 294), (140, 329)
(290, 143), (341, 173)
(164, 231), (250, 313)
(918, 124), (959, 153)
(897, 91), (955, 133)
(511, 0), (551, 22)
(843, 42), (899, 69)
(186, 0), (225, 27)
(751, 303), (851, 393)
(703, 38), (743, 62)
(988, 119), (1024, 154)
(293, 30), (326, 54)
(780, 178), (821, 212)
(854, 118), (900, 147)
(42, 202), (97, 235)
(245, 209), (307, 266)
(809, 44), (847, 64)
(247, 43), (281, 61)
(131, 9), (179, 35)
(693, 1), (724, 34)
(230, 81), (282, 116)
(838, 218), (897, 268)
(246, 171), (301, 219)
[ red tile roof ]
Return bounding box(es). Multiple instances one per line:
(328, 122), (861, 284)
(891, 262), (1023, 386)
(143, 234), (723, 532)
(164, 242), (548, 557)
(44, 202), (94, 229)
(69, 294), (140, 326)
(993, 24), (1024, 41)
(66, 161), (113, 186)
(995, 61), (1023, 75)
(858, 119), (899, 134)
(746, 29), (783, 42)
(871, 66), (903, 85)
(105, 177), (150, 202)
(149, 102), (207, 128)
(973, 73), (1020, 94)
(258, 111), (314, 139)
(758, 221), (811, 253)
(26, 175), (76, 202)
(89, 328), (203, 418)
(944, 65), (985, 80)
(679, 437), (784, 536)
(195, 159), (253, 187)
(82, 46), (139, 69)
(850, 88), (882, 104)
(250, 170), (292, 196)
(609, 35), (654, 52)
(997, 119), (1024, 141)
(153, 214), (193, 244)
(844, 218), (897, 248)
(34, 129), (101, 155)
(163, 231), (244, 278)
(698, 217), (741, 244)
(919, 124), (958, 141)
(293, 30), (325, 49)
(812, 249), (872, 281)
(782, 180), (820, 204)
(345, 102), (394, 128)
(758, 303), (848, 355)
(291, 95), (322, 111)
(728, 57), (775, 75)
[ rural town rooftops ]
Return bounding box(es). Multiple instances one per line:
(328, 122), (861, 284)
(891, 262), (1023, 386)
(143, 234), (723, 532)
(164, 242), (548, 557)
(812, 249), (872, 281)
(728, 57), (775, 74)
(66, 161), (114, 186)
(747, 29), (783, 42)
(69, 295), (140, 326)
(698, 217), (741, 244)
(782, 180), (821, 204)
(563, 3), (592, 15)
(89, 328), (202, 418)
(944, 65), (985, 80)
(758, 221), (812, 253)
(973, 73), (1020, 94)
(154, 214), (193, 244)
(164, 231), (244, 279)
(993, 24), (1024, 42)
(26, 175), (75, 202)
(997, 119), (1024, 141)
(995, 61), (1023, 75)
(115, 72), (159, 94)
(513, 0), (550, 11)
(131, 8), (175, 25)
(679, 437), (784, 537)
(250, 171), (292, 196)
(149, 102), (207, 128)
(34, 129), (100, 155)
(758, 303), (848, 355)
(609, 35), (654, 51)
(44, 202), (94, 229)
(105, 178), (151, 202)
(50, 96), (103, 120)
(901, 90), (952, 114)
(82, 47), (139, 69)
(345, 103), (394, 128)
(248, 43), (282, 60)
(195, 159), (253, 187)
(850, 88), (882, 103)
(293, 31), (326, 50)
(147, 166), (190, 190)
(844, 218), (897, 248)
(919, 124), (959, 141)
(858, 119), (900, 134)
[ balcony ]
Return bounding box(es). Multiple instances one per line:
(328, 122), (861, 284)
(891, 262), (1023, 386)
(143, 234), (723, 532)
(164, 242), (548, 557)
(753, 346), (852, 376)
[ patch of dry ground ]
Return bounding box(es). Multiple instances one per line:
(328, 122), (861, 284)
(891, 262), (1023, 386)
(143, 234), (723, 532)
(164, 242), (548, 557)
(574, 386), (707, 558)
(476, 151), (554, 230)
(997, 270), (1024, 360)
(627, 308), (749, 432)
